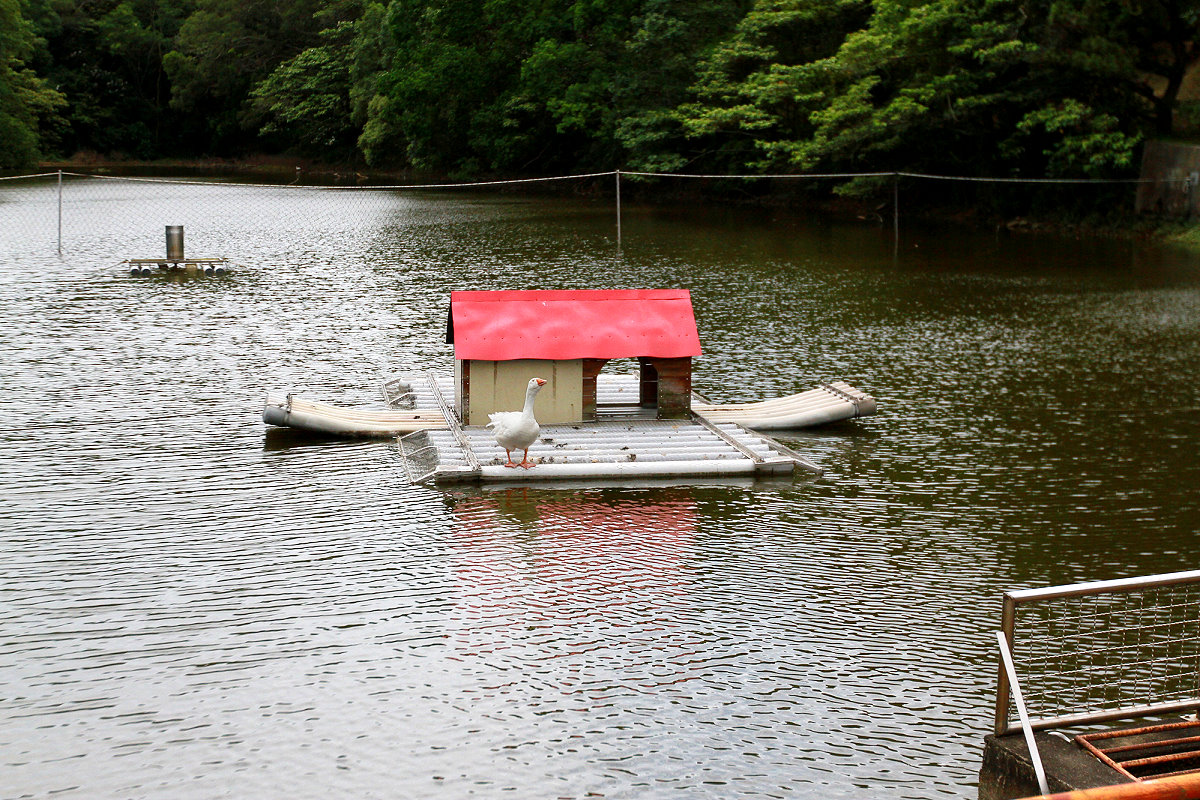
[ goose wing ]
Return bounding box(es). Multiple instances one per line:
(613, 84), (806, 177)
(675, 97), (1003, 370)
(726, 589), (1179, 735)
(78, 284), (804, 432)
(487, 411), (539, 449)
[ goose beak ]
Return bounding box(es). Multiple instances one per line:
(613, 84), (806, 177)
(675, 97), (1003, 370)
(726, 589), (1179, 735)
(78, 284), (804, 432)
(535, 378), (547, 386)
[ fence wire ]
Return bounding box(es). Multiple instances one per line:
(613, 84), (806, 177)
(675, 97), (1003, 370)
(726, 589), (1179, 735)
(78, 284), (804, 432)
(0, 169), (1190, 259)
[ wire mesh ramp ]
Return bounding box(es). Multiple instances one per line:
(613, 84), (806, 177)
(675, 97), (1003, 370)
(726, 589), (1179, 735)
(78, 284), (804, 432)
(380, 372), (457, 410)
(692, 381), (876, 429)
(398, 418), (818, 485)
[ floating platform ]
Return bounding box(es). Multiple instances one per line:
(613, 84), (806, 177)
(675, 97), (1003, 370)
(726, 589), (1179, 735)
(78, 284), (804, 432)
(263, 372), (875, 485)
(125, 257), (231, 275)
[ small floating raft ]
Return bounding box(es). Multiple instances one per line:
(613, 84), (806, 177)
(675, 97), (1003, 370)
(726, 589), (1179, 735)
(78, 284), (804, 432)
(262, 289), (877, 485)
(262, 372), (873, 485)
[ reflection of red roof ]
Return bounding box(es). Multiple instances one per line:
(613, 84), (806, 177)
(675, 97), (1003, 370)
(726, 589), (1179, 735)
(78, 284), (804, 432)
(448, 289), (702, 361)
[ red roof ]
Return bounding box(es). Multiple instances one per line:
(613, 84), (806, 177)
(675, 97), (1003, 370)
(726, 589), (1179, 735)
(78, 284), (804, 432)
(448, 289), (702, 361)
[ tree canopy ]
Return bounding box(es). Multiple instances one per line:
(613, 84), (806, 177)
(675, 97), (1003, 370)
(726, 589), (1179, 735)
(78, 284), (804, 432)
(7, 0), (1200, 207)
(1, 0), (64, 168)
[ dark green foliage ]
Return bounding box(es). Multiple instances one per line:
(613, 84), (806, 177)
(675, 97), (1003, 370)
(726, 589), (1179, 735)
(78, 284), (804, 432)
(670, 0), (870, 174)
(163, 0), (328, 153)
(6, 0), (1200, 219)
(26, 0), (189, 160)
(1, 0), (65, 168)
(249, 43), (355, 159)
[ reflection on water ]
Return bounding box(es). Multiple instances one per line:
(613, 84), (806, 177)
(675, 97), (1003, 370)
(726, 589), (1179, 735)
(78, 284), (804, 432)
(1, 176), (1199, 799)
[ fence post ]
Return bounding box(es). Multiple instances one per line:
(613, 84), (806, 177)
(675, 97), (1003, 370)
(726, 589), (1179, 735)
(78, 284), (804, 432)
(616, 170), (622, 250)
(995, 593), (1017, 734)
(57, 169), (63, 255)
(893, 173), (899, 244)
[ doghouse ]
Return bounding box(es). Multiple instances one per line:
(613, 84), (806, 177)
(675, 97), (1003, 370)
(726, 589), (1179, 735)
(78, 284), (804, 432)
(446, 289), (702, 425)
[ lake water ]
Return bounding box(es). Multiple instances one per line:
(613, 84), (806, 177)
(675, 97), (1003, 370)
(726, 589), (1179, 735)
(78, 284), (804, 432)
(2, 174), (1199, 799)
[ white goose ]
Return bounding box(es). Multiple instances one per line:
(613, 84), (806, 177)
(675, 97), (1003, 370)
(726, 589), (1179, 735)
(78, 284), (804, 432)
(487, 377), (546, 468)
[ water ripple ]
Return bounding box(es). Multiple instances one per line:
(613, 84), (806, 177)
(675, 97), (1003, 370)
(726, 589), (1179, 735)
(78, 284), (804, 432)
(2, 180), (1199, 799)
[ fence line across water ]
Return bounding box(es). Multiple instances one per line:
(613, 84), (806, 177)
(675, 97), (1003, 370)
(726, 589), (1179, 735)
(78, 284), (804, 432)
(0, 168), (1189, 256)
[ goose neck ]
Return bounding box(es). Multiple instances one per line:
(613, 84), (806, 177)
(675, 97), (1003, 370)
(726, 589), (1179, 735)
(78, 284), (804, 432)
(522, 385), (540, 415)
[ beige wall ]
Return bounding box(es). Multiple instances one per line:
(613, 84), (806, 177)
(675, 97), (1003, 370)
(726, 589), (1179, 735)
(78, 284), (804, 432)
(460, 359), (583, 425)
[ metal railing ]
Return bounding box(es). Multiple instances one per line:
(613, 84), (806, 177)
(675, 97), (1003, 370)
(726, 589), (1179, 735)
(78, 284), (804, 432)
(997, 630), (1051, 794)
(995, 569), (1200, 736)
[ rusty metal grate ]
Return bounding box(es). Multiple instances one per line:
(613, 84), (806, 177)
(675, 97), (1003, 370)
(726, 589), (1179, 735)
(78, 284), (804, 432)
(1077, 720), (1200, 781)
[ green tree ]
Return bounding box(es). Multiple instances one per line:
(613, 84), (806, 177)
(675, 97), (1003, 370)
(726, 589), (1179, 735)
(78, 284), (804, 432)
(0, 0), (65, 168)
(347, 3), (392, 130)
(772, 0), (1191, 182)
(362, 0), (570, 172)
(791, 0), (1026, 179)
(613, 0), (751, 172)
(28, 0), (189, 159)
(669, 0), (869, 174)
(249, 41), (355, 159)
(360, 0), (744, 173)
(163, 0), (325, 152)
(506, 0), (643, 169)
(1066, 0), (1199, 136)
(656, 0), (1198, 195)
(360, 0), (483, 170)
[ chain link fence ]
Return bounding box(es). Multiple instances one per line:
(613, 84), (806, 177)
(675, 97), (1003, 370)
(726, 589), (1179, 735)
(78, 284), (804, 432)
(996, 570), (1200, 736)
(0, 169), (1184, 261)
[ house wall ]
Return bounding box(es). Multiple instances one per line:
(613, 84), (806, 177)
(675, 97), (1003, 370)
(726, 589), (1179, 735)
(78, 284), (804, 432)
(640, 357), (692, 419)
(460, 358), (584, 425)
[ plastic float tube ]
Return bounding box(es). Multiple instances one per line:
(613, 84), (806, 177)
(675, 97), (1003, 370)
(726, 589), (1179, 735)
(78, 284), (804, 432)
(430, 457), (794, 485)
(263, 392), (445, 437)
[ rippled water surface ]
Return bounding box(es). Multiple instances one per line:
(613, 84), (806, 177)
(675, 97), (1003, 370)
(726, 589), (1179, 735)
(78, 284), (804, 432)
(3, 175), (1200, 799)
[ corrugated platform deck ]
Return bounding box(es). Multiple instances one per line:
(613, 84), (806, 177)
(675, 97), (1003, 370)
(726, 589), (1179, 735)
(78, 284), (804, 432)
(389, 371), (822, 485)
(399, 418), (814, 484)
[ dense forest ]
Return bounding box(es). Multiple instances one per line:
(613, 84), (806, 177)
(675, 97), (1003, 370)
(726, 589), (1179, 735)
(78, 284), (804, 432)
(3, 0), (1199, 193)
